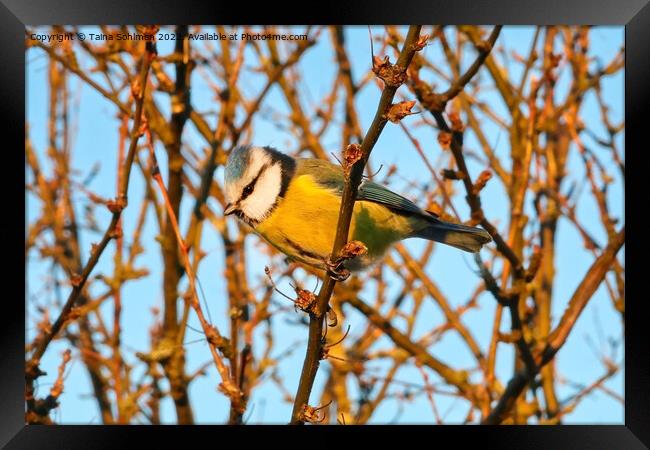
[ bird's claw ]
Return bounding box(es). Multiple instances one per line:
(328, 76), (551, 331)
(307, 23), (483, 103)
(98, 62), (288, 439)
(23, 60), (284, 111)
(325, 259), (350, 282)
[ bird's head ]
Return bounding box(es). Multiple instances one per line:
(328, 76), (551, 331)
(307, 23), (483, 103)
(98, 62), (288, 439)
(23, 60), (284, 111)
(224, 145), (295, 226)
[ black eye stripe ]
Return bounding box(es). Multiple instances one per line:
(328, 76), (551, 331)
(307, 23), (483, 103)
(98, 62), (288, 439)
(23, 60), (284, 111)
(240, 163), (268, 200)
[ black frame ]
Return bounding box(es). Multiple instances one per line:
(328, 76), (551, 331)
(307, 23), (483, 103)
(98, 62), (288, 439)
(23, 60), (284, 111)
(4, 0), (647, 447)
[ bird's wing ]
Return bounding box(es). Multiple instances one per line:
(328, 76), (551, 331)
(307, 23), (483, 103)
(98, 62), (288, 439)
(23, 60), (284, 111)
(358, 180), (433, 217)
(296, 158), (437, 219)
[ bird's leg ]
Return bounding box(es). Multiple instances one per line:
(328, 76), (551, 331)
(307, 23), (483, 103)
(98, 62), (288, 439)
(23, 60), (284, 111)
(325, 240), (367, 282)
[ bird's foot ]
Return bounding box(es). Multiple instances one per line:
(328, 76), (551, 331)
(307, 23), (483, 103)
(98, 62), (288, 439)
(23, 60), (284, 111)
(325, 259), (350, 282)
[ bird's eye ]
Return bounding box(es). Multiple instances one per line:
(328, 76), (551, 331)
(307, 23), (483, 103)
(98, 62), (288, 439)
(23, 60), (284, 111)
(242, 184), (254, 198)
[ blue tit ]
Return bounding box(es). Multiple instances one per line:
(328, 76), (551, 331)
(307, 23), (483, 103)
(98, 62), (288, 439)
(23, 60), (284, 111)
(223, 145), (491, 272)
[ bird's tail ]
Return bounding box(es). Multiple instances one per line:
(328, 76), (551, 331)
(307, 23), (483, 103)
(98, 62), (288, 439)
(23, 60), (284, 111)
(412, 219), (492, 253)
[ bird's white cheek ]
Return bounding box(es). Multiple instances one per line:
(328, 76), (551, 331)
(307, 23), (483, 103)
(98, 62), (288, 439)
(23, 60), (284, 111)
(241, 165), (282, 221)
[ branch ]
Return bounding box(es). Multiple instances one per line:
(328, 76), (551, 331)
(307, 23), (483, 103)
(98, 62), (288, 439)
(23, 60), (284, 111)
(440, 26), (502, 105)
(25, 350), (72, 424)
(289, 25), (423, 424)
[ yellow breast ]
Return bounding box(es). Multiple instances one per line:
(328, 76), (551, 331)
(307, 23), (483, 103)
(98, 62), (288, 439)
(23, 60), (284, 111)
(255, 174), (407, 269)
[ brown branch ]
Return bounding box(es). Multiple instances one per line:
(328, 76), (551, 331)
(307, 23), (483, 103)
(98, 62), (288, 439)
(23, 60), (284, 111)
(25, 349), (72, 424)
(461, 26), (521, 115)
(289, 25), (422, 424)
(112, 115), (128, 423)
(440, 26), (502, 106)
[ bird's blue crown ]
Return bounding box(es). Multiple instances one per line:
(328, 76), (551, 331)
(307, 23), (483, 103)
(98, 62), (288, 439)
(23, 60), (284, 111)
(225, 145), (252, 183)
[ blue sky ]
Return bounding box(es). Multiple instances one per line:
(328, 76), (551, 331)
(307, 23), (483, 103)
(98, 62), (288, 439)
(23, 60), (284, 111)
(26, 25), (624, 424)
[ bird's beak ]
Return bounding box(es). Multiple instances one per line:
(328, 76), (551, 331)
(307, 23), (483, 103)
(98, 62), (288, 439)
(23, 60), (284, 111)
(224, 203), (237, 216)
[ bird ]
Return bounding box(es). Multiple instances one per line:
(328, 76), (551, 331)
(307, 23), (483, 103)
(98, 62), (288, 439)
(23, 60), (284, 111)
(223, 145), (492, 275)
